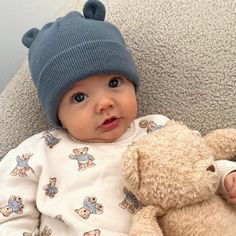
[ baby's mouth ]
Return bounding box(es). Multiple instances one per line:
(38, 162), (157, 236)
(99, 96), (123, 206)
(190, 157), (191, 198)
(103, 117), (117, 125)
(99, 117), (121, 131)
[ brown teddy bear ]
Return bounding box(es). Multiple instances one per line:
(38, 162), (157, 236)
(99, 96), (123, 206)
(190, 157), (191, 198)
(122, 120), (236, 236)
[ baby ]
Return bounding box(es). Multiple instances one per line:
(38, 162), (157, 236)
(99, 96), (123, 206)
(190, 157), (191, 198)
(0, 0), (236, 235)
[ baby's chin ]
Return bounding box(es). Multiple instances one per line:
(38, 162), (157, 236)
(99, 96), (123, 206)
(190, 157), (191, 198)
(71, 131), (125, 143)
(77, 135), (122, 143)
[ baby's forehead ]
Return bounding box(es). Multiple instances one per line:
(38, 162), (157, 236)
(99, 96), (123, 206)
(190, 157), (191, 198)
(66, 73), (126, 91)
(68, 80), (84, 91)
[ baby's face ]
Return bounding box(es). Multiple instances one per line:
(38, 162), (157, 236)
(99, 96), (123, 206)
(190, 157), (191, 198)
(58, 74), (137, 143)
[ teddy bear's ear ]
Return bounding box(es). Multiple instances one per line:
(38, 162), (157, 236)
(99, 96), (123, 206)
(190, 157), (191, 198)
(204, 128), (236, 160)
(122, 145), (141, 193)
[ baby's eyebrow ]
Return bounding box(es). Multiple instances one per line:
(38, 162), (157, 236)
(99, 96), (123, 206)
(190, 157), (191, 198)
(68, 83), (85, 92)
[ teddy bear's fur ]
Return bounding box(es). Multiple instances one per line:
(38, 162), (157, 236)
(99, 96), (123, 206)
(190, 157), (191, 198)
(123, 121), (236, 236)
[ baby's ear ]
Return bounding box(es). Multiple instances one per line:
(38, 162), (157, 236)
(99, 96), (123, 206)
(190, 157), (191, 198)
(122, 144), (141, 193)
(22, 28), (39, 48)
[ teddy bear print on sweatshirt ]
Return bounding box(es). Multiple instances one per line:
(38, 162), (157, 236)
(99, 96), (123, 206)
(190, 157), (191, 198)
(139, 119), (164, 133)
(10, 153), (34, 177)
(75, 196), (104, 219)
(119, 187), (139, 214)
(0, 195), (24, 217)
(42, 130), (61, 148)
(43, 177), (58, 198)
(69, 147), (96, 171)
(84, 229), (101, 236)
(23, 225), (52, 236)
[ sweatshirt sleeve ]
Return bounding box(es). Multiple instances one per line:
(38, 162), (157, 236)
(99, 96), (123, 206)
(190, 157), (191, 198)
(216, 160), (236, 195)
(0, 146), (40, 235)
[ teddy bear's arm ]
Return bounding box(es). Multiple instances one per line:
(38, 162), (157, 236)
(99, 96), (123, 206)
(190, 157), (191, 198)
(204, 128), (236, 161)
(129, 205), (163, 236)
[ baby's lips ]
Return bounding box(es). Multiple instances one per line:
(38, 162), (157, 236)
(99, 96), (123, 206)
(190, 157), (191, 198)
(102, 117), (117, 125)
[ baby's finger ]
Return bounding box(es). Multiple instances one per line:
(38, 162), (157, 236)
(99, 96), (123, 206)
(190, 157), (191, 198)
(227, 196), (236, 205)
(229, 183), (236, 197)
(224, 176), (234, 192)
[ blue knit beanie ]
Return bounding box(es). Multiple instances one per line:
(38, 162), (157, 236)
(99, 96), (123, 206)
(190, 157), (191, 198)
(22, 0), (139, 127)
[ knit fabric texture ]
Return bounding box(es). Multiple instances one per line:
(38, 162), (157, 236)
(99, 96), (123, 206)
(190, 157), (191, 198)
(22, 0), (139, 126)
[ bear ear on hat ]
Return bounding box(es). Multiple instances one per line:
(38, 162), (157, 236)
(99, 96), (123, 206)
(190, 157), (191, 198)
(83, 0), (105, 21)
(22, 28), (40, 49)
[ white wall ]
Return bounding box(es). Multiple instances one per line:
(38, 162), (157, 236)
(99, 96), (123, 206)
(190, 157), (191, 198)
(0, 0), (68, 93)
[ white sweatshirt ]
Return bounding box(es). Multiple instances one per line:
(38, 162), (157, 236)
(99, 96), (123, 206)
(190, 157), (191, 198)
(0, 114), (235, 236)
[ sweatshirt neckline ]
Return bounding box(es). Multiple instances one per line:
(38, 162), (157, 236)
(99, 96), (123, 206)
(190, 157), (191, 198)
(66, 121), (137, 146)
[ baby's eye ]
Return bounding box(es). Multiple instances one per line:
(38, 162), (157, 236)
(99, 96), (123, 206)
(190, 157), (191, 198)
(73, 93), (88, 103)
(109, 77), (122, 88)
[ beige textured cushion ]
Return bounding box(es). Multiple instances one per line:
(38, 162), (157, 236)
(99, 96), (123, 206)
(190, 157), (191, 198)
(0, 0), (235, 158)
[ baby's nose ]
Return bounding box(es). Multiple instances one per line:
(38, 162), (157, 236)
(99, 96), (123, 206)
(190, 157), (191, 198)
(95, 97), (114, 113)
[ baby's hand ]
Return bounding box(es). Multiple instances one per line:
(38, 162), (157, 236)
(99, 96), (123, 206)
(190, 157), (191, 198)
(224, 171), (236, 204)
